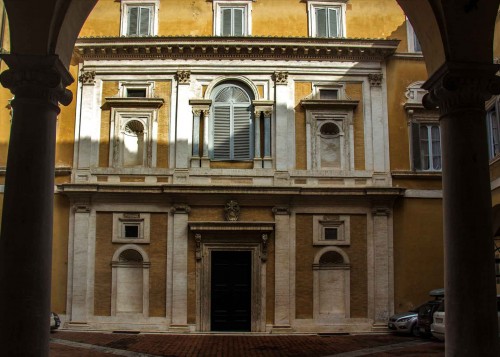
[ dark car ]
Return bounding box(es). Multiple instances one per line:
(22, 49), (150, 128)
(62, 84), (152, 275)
(417, 288), (444, 336)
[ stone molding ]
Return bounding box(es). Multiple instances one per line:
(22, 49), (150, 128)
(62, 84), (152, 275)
(371, 206), (390, 217)
(78, 70), (96, 85)
(171, 204), (191, 214)
(0, 54), (73, 108)
(273, 71), (288, 85)
(422, 61), (500, 116)
(272, 206), (290, 215)
(73, 203), (91, 213)
(75, 37), (399, 62)
(368, 73), (383, 87)
(176, 70), (191, 84)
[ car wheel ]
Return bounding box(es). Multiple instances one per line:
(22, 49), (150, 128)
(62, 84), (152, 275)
(411, 324), (420, 337)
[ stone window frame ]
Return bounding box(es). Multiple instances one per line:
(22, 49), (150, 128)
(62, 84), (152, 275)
(312, 82), (346, 100)
(404, 81), (442, 172)
(312, 215), (350, 246)
(307, 0), (348, 38)
(112, 212), (151, 244)
(111, 244), (150, 317)
(213, 0), (253, 37)
(109, 107), (156, 168)
(120, 0), (160, 37)
(119, 81), (155, 98)
(313, 247), (351, 322)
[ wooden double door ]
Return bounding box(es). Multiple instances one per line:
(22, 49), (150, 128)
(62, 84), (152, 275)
(210, 250), (252, 331)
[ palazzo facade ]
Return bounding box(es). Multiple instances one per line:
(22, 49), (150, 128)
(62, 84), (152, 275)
(8, 0), (500, 334)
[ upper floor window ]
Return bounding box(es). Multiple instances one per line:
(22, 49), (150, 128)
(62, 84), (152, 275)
(413, 123), (441, 171)
(210, 83), (254, 161)
(486, 98), (500, 160)
(213, 1), (252, 36)
(406, 19), (422, 53)
(308, 1), (347, 38)
(120, 0), (159, 37)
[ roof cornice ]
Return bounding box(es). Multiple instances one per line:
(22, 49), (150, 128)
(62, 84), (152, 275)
(74, 36), (400, 62)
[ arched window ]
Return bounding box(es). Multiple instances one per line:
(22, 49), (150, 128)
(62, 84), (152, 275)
(210, 83), (254, 160)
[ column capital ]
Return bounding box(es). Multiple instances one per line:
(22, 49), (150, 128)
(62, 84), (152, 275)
(372, 206), (390, 217)
(422, 61), (500, 116)
(0, 54), (73, 107)
(272, 206), (290, 215)
(176, 70), (191, 85)
(171, 204), (191, 214)
(78, 70), (96, 85)
(368, 73), (383, 87)
(273, 71), (288, 85)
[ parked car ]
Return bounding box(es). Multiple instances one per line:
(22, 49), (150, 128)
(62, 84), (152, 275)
(50, 312), (60, 331)
(388, 306), (421, 336)
(430, 300), (445, 340)
(431, 296), (500, 340)
(417, 288), (444, 337)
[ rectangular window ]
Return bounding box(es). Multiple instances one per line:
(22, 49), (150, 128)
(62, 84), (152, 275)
(112, 213), (150, 244)
(214, 1), (252, 36)
(486, 100), (500, 159)
(120, 1), (159, 37)
(308, 2), (346, 38)
(319, 89), (339, 100)
(124, 224), (140, 238)
(324, 228), (338, 240)
(407, 19), (422, 53)
(412, 123), (442, 171)
(126, 88), (147, 98)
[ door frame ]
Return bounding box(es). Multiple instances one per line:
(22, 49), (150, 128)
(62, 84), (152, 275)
(197, 242), (266, 332)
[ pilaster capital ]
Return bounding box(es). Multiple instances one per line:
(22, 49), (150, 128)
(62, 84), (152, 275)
(73, 203), (91, 213)
(368, 73), (383, 87)
(78, 70), (96, 85)
(176, 70), (191, 85)
(422, 61), (500, 116)
(171, 204), (191, 214)
(0, 54), (73, 107)
(372, 206), (390, 217)
(272, 206), (290, 216)
(273, 71), (288, 85)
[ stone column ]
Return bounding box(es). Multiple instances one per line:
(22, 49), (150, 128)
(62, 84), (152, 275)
(191, 109), (201, 168)
(253, 101), (274, 169)
(253, 109), (262, 168)
(170, 204), (190, 332)
(189, 99), (211, 169)
(174, 70), (192, 182)
(263, 110), (273, 169)
(201, 109), (210, 168)
(0, 54), (73, 356)
(422, 62), (500, 357)
(272, 206), (292, 332)
(371, 205), (391, 328)
(68, 201), (92, 326)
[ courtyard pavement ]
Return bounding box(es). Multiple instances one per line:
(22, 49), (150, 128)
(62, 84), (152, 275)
(49, 331), (445, 356)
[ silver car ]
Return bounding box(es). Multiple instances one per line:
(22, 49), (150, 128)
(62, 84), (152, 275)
(388, 306), (422, 336)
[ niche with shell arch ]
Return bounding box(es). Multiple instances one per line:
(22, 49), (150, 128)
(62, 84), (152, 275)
(121, 119), (146, 167)
(317, 121), (342, 169)
(313, 247), (351, 322)
(111, 245), (150, 317)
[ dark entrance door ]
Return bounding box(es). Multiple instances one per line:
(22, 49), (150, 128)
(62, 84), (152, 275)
(210, 250), (252, 331)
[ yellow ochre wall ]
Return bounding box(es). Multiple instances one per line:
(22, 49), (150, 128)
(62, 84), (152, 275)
(392, 198), (444, 312)
(386, 57), (428, 172)
(79, 0), (407, 42)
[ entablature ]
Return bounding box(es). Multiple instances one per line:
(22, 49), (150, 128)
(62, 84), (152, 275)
(74, 36), (399, 62)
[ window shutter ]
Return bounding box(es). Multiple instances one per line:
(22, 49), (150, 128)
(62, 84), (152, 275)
(411, 122), (421, 170)
(431, 125), (441, 170)
(232, 106), (251, 160)
(221, 8), (232, 36)
(128, 7), (139, 36)
(316, 8), (327, 37)
(138, 7), (151, 36)
(213, 106), (231, 160)
(328, 8), (339, 37)
(419, 125), (430, 170)
(233, 8), (244, 36)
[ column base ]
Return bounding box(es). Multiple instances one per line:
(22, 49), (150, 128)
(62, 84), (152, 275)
(65, 321), (90, 329)
(253, 158), (263, 169)
(190, 157), (201, 168)
(173, 169), (189, 184)
(271, 325), (294, 334)
(169, 324), (190, 333)
(201, 157), (210, 168)
(263, 157), (273, 169)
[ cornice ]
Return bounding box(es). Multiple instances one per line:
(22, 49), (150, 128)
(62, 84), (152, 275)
(74, 36), (399, 62)
(101, 97), (164, 109)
